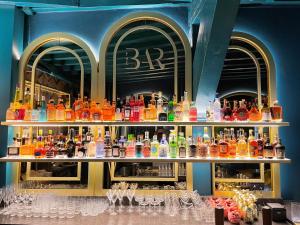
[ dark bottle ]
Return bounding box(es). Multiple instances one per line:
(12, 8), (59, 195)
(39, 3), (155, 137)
(188, 137), (197, 157)
(159, 100), (168, 121)
(263, 137), (274, 159)
(104, 131), (112, 157)
(66, 129), (75, 158)
(112, 140), (120, 157)
(222, 99), (233, 121)
(275, 138), (285, 159)
(257, 133), (264, 158)
(135, 135), (143, 158)
(119, 136), (126, 158)
(124, 96), (131, 121)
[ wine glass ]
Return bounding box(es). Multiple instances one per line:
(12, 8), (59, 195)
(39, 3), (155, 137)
(126, 189), (135, 212)
(110, 190), (118, 215)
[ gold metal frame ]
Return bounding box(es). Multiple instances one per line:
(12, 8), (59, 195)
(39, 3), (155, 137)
(212, 31), (279, 198)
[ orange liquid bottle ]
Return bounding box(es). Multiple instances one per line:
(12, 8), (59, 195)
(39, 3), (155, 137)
(249, 100), (262, 121)
(56, 96), (65, 121)
(47, 98), (56, 121)
(81, 96), (90, 121)
(73, 94), (83, 121)
(228, 128), (237, 158)
(218, 131), (229, 158)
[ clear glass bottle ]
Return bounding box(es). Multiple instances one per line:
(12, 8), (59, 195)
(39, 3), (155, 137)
(213, 98), (221, 122)
(139, 95), (145, 121)
(261, 100), (271, 122)
(115, 98), (123, 121)
(159, 134), (169, 157)
(270, 100), (283, 121)
(182, 91), (190, 121)
(95, 129), (105, 158)
(47, 98), (56, 121)
(143, 131), (151, 157)
(126, 134), (136, 157)
(188, 136), (197, 157)
(275, 138), (285, 159)
(175, 97), (183, 121)
(87, 136), (96, 157)
(178, 132), (186, 158)
(151, 135), (159, 157)
(237, 129), (248, 157)
(206, 101), (214, 122)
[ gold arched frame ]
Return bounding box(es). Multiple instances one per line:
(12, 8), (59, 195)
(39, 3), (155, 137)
(213, 32), (280, 198)
(96, 12), (193, 195)
(30, 46), (84, 106)
(18, 32), (97, 100)
(112, 25), (178, 101)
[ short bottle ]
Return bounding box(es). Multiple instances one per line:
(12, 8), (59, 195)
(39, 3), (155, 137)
(87, 136), (96, 157)
(188, 136), (197, 157)
(237, 130), (248, 157)
(275, 138), (285, 159)
(197, 137), (208, 158)
(178, 132), (186, 158)
(126, 134), (136, 157)
(47, 98), (56, 121)
(249, 100), (262, 121)
(159, 134), (169, 157)
(236, 99), (249, 121)
(222, 99), (233, 121)
(150, 135), (159, 157)
(112, 140), (120, 157)
(263, 137), (274, 159)
(270, 100), (283, 121)
(228, 128), (237, 158)
(65, 106), (74, 121)
(218, 132), (229, 158)
(261, 101), (271, 122)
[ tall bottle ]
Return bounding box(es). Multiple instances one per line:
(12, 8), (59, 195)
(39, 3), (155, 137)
(178, 132), (186, 158)
(249, 100), (262, 121)
(228, 128), (237, 158)
(115, 98), (123, 121)
(182, 91), (190, 121)
(95, 129), (105, 158)
(56, 96), (65, 121)
(39, 96), (47, 121)
(189, 101), (197, 122)
(87, 136), (96, 157)
(151, 135), (159, 157)
(174, 96), (183, 121)
(124, 96), (131, 121)
(135, 135), (143, 158)
(143, 131), (151, 157)
(169, 132), (177, 158)
(149, 92), (157, 120)
(218, 132), (229, 158)
(81, 96), (90, 121)
(104, 131), (112, 157)
(133, 94), (140, 122)
(237, 129), (248, 157)
(168, 95), (175, 122)
(257, 133), (264, 158)
(248, 129), (258, 158)
(126, 134), (136, 157)
(112, 139), (120, 157)
(6, 103), (16, 120)
(119, 136), (126, 158)
(47, 98), (56, 121)
(157, 91), (164, 119)
(73, 94), (83, 121)
(139, 95), (145, 121)
(66, 128), (76, 158)
(23, 87), (32, 121)
(213, 98), (221, 122)
(209, 137), (219, 157)
(159, 134), (169, 157)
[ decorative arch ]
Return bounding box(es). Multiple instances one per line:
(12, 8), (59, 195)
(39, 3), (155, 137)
(18, 32), (97, 99)
(231, 32), (277, 104)
(98, 12), (192, 101)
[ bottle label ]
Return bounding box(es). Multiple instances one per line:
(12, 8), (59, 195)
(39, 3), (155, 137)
(151, 145), (158, 155)
(75, 104), (81, 111)
(219, 144), (228, 155)
(179, 147), (186, 158)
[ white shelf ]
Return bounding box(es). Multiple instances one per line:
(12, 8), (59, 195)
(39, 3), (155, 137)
(1, 120), (290, 127)
(0, 156), (291, 163)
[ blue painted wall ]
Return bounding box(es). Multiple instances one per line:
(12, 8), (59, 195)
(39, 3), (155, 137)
(234, 6), (300, 201)
(27, 7), (189, 58)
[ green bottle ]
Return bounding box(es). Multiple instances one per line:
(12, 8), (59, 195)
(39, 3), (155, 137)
(168, 95), (175, 121)
(169, 132), (177, 158)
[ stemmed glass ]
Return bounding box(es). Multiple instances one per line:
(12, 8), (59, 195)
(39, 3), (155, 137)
(106, 189), (114, 212)
(145, 195), (154, 214)
(134, 195), (145, 214)
(126, 189), (135, 212)
(117, 189), (126, 212)
(110, 190), (118, 215)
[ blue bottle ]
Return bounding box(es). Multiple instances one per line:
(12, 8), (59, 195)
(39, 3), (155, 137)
(39, 96), (47, 121)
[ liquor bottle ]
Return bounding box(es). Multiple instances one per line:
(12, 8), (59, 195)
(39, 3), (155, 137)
(236, 100), (249, 121)
(124, 96), (131, 121)
(249, 100), (262, 121)
(129, 96), (135, 121)
(218, 132), (229, 158)
(119, 136), (126, 158)
(31, 100), (40, 121)
(159, 134), (169, 157)
(157, 91), (164, 119)
(47, 98), (56, 121)
(139, 95), (145, 121)
(213, 98), (221, 122)
(90, 102), (101, 121)
(104, 131), (112, 157)
(112, 139), (120, 157)
(178, 132), (186, 158)
(35, 129), (45, 158)
(248, 129), (258, 158)
(175, 96), (183, 121)
(73, 94), (83, 121)
(232, 100), (238, 121)
(168, 95), (175, 122)
(56, 96), (65, 121)
(111, 101), (116, 121)
(188, 136), (197, 157)
(115, 98), (123, 121)
(39, 96), (47, 121)
(189, 101), (197, 122)
(133, 94), (140, 122)
(23, 87), (32, 121)
(45, 130), (55, 158)
(169, 132), (177, 158)
(203, 127), (210, 144)
(66, 129), (76, 158)
(182, 91), (190, 121)
(150, 92), (157, 120)
(87, 136), (96, 157)
(81, 96), (90, 121)
(270, 100), (283, 121)
(159, 101), (168, 121)
(6, 103), (16, 120)
(261, 100), (271, 122)
(16, 100), (25, 120)
(237, 130), (248, 157)
(209, 138), (219, 157)
(151, 135), (159, 157)
(102, 99), (110, 121)
(95, 129), (105, 158)
(143, 131), (151, 157)
(228, 128), (237, 158)
(126, 134), (135, 157)
(275, 138), (285, 159)
(135, 135), (143, 158)
(263, 137), (274, 159)
(85, 128), (92, 143)
(206, 101), (214, 122)
(222, 99), (234, 121)
(13, 84), (21, 108)
(65, 105), (74, 121)
(197, 137), (208, 158)
(257, 133), (264, 158)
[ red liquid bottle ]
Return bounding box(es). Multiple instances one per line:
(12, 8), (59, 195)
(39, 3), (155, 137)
(133, 94), (140, 122)
(129, 96), (135, 122)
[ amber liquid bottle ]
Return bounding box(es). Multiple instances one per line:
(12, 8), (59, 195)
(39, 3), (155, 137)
(47, 98), (56, 121)
(270, 100), (283, 121)
(248, 129), (258, 158)
(56, 96), (65, 121)
(218, 132), (229, 158)
(73, 95), (83, 121)
(228, 128), (237, 158)
(257, 133), (264, 158)
(249, 100), (262, 121)
(237, 129), (248, 157)
(263, 137), (274, 159)
(209, 138), (219, 158)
